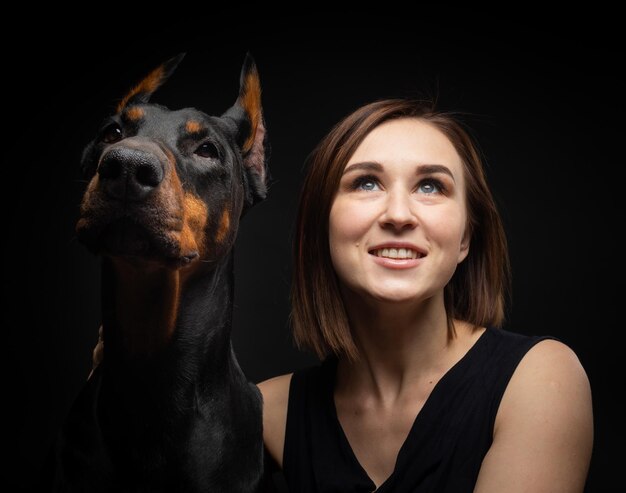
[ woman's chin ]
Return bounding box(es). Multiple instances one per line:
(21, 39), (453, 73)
(371, 293), (425, 305)
(362, 286), (435, 305)
(340, 280), (440, 308)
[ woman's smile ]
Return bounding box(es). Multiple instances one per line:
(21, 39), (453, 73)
(367, 242), (426, 269)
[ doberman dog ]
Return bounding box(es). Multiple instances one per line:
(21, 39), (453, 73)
(43, 53), (268, 492)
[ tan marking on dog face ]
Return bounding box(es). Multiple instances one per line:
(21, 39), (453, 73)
(75, 174), (101, 233)
(185, 120), (203, 133)
(179, 193), (208, 257)
(161, 148), (207, 259)
(216, 208), (230, 244)
(124, 106), (145, 121)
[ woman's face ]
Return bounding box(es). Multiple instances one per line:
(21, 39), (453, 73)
(329, 118), (469, 305)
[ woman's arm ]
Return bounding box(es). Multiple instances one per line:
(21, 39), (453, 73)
(257, 373), (292, 468)
(474, 339), (593, 493)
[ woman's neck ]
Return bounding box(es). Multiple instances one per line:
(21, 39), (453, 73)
(337, 289), (476, 405)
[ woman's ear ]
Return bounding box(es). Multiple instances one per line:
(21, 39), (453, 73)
(458, 230), (471, 264)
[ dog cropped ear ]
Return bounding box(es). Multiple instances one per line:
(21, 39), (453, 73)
(222, 53), (269, 205)
(116, 53), (185, 112)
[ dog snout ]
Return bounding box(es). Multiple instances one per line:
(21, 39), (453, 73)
(98, 147), (165, 201)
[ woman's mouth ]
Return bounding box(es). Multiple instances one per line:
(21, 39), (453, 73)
(370, 248), (424, 259)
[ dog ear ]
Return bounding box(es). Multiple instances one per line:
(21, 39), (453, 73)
(116, 53), (185, 112)
(222, 53), (269, 205)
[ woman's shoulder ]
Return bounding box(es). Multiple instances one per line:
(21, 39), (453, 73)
(508, 337), (590, 393)
(257, 373), (293, 468)
(257, 373), (293, 430)
(497, 334), (591, 415)
(475, 337), (593, 490)
(257, 373), (293, 408)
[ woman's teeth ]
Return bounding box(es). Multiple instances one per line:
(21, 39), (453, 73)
(372, 248), (422, 259)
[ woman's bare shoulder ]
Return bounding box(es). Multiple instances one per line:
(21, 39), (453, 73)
(509, 338), (591, 399)
(475, 338), (593, 492)
(257, 373), (293, 468)
(498, 338), (592, 435)
(258, 373), (293, 397)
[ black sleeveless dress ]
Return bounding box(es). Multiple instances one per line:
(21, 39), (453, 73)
(281, 327), (554, 492)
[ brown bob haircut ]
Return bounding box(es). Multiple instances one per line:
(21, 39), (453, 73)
(291, 99), (510, 361)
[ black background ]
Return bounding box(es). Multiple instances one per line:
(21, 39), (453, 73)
(3, 11), (621, 492)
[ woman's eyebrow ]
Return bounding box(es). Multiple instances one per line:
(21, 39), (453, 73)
(343, 161), (383, 175)
(417, 164), (455, 182)
(343, 161), (456, 182)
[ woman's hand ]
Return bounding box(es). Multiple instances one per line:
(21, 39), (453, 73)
(87, 325), (104, 380)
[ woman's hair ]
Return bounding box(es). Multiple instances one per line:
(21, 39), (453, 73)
(291, 99), (510, 360)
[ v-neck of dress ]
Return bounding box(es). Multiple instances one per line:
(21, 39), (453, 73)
(327, 328), (491, 492)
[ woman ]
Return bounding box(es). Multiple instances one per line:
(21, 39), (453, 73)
(259, 99), (593, 492)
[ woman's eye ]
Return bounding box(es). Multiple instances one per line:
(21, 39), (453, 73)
(417, 180), (443, 194)
(353, 177), (380, 191)
(101, 123), (123, 143)
(194, 142), (219, 159)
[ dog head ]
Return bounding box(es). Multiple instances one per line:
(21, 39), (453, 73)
(76, 53), (268, 270)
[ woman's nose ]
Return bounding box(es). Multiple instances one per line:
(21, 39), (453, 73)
(380, 189), (418, 231)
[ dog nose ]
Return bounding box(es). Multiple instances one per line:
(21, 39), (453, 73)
(98, 147), (165, 201)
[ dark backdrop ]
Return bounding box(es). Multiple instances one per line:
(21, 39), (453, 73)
(3, 12), (621, 492)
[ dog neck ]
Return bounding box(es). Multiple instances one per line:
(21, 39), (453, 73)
(100, 254), (235, 380)
(95, 253), (249, 473)
(102, 257), (180, 357)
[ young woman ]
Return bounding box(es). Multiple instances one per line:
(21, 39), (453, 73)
(259, 99), (593, 492)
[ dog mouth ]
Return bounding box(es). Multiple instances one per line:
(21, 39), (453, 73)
(77, 216), (198, 268)
(99, 219), (153, 255)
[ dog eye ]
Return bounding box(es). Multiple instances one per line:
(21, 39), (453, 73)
(195, 142), (219, 159)
(101, 123), (123, 144)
